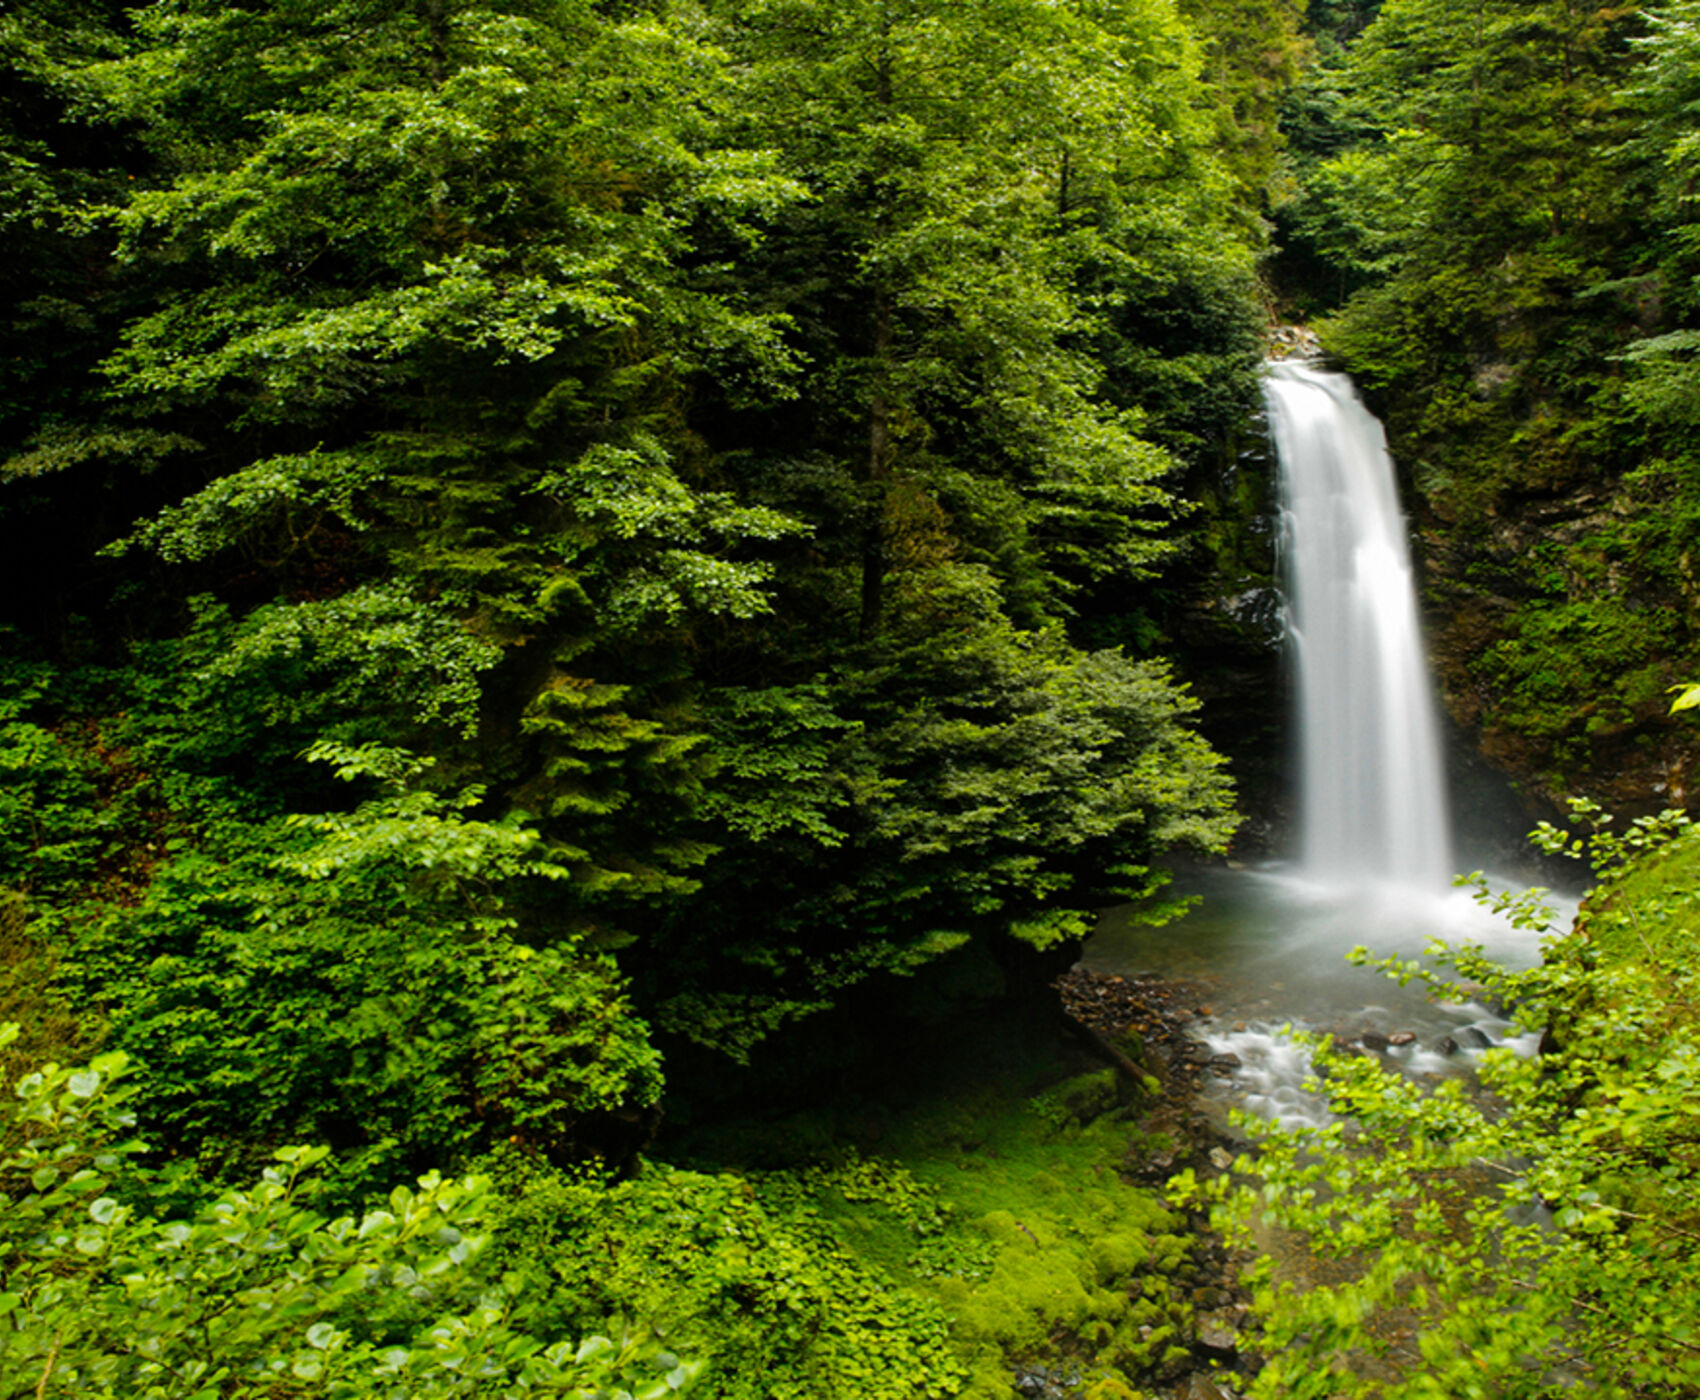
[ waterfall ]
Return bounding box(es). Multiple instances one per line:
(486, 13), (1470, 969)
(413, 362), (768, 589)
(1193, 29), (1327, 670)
(1263, 360), (1452, 889)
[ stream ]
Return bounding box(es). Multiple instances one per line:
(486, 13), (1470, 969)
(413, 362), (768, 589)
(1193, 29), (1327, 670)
(1082, 862), (1570, 1134)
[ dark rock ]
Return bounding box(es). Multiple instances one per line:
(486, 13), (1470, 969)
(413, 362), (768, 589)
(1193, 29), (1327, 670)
(1012, 1364), (1080, 1400)
(1155, 1348), (1193, 1383)
(1196, 1308), (1242, 1353)
(1184, 1377), (1238, 1400)
(1457, 1026), (1494, 1050)
(1433, 1035), (1460, 1057)
(1361, 1030), (1390, 1052)
(1054, 967), (1216, 1093)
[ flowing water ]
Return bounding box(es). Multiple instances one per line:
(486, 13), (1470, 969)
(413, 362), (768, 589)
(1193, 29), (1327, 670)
(1266, 361), (1452, 891)
(1084, 361), (1570, 1128)
(1084, 866), (1557, 1132)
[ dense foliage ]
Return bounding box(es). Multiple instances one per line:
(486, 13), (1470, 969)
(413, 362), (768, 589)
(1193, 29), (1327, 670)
(0, 0), (1292, 1394)
(0, 1024), (697, 1398)
(0, 0), (1262, 1180)
(477, 1067), (1207, 1400)
(1192, 806), (1700, 1398)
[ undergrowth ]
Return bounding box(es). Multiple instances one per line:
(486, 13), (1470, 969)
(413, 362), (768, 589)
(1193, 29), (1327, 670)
(482, 1067), (1202, 1400)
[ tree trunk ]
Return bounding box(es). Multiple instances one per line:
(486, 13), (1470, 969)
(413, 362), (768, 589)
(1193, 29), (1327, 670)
(860, 289), (893, 642)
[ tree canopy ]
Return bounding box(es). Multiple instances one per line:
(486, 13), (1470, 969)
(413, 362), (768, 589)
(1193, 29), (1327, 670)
(0, 0), (1274, 1310)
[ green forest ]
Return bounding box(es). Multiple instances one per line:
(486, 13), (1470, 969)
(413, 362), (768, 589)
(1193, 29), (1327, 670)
(4, 0), (1700, 1395)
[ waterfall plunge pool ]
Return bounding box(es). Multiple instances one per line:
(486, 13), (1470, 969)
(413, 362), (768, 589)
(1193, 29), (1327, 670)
(1117, 357), (1571, 1134)
(1080, 862), (1576, 1135)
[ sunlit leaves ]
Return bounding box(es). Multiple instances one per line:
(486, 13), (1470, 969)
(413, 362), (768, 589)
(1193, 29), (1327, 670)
(1192, 827), (1700, 1399)
(0, 1034), (695, 1397)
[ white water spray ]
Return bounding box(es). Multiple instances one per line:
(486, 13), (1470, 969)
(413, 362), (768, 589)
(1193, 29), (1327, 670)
(1263, 361), (1452, 890)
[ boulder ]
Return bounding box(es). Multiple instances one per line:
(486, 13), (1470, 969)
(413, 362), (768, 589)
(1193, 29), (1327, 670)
(1195, 1309), (1242, 1353)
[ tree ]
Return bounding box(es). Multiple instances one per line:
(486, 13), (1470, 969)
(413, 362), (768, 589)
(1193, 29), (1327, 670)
(2, 0), (802, 1156)
(0, 0), (1247, 1148)
(616, 0), (1245, 1055)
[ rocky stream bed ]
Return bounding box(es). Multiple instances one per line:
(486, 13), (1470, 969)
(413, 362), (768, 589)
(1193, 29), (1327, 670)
(1049, 968), (1264, 1400)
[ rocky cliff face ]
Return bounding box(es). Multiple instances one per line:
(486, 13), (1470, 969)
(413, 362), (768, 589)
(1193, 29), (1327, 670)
(1162, 338), (1700, 858)
(1417, 488), (1700, 826)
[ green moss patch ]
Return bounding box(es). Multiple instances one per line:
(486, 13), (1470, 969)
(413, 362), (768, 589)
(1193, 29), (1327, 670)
(488, 1027), (1204, 1400)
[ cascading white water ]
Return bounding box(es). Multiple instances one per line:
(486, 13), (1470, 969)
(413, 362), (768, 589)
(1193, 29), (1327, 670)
(1263, 361), (1452, 890)
(1084, 363), (1567, 1132)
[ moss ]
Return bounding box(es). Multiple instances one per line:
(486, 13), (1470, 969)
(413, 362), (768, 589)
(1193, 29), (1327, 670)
(645, 1048), (1200, 1399)
(1578, 824), (1700, 967)
(960, 1354), (1020, 1400)
(1091, 1230), (1155, 1279)
(1051, 1068), (1122, 1125)
(837, 1085), (1193, 1386)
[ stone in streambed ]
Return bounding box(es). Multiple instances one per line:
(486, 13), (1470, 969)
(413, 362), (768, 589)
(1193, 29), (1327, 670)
(1195, 1307), (1243, 1353)
(1012, 1364), (1080, 1400)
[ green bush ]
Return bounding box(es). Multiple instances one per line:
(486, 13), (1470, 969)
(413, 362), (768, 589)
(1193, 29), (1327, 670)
(0, 1024), (696, 1400)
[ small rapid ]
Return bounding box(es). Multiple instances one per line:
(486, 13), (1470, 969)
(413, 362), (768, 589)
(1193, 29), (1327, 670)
(1086, 864), (1563, 1132)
